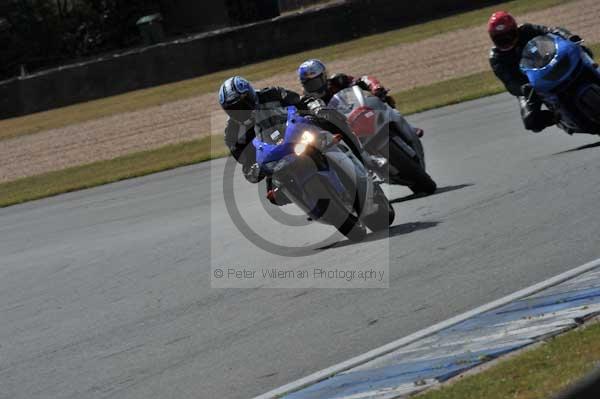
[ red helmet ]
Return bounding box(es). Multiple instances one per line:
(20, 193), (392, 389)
(488, 11), (519, 51)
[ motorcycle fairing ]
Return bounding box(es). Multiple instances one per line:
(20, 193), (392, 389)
(521, 34), (600, 132)
(521, 34), (581, 94)
(253, 106), (375, 221)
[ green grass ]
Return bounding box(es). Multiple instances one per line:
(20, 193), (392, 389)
(0, 74), (503, 207)
(395, 71), (505, 115)
(2, 41), (599, 207)
(418, 322), (600, 399)
(0, 0), (572, 141)
(0, 136), (227, 207)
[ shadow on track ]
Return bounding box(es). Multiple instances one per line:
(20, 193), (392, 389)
(553, 140), (600, 155)
(318, 221), (440, 250)
(390, 184), (473, 204)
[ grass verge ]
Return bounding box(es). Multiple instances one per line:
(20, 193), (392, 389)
(0, 137), (227, 207)
(395, 71), (504, 115)
(0, 0), (572, 141)
(418, 322), (600, 399)
(2, 41), (599, 208)
(0, 72), (503, 207)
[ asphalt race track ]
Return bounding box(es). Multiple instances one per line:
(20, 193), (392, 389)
(1, 93), (600, 399)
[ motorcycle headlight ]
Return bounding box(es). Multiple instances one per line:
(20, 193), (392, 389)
(294, 143), (307, 156)
(301, 131), (315, 144)
(294, 131), (315, 156)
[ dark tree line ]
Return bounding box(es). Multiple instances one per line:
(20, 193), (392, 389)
(0, 0), (160, 80)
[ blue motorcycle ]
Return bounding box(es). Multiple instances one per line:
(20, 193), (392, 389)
(520, 34), (600, 134)
(253, 106), (395, 242)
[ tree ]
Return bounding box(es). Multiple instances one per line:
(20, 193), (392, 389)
(0, 0), (160, 80)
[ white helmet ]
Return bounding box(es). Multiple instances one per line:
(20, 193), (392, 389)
(218, 76), (258, 123)
(297, 59), (328, 98)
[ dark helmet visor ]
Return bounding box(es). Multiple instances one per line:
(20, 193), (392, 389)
(222, 92), (257, 123)
(493, 31), (518, 50)
(302, 74), (328, 95)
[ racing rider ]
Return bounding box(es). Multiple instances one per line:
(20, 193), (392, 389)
(219, 76), (375, 205)
(488, 11), (591, 133)
(297, 59), (424, 138)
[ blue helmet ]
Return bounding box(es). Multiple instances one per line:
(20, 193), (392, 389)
(218, 76), (258, 123)
(298, 59), (328, 98)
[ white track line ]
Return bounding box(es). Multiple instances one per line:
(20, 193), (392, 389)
(254, 257), (600, 399)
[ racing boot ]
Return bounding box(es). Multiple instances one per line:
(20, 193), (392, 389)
(266, 178), (291, 206)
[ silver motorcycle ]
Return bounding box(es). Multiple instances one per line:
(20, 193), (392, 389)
(329, 86), (437, 194)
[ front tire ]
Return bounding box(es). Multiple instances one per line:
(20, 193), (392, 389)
(578, 84), (600, 124)
(388, 141), (437, 194)
(337, 214), (367, 242)
(363, 186), (395, 232)
(316, 182), (367, 243)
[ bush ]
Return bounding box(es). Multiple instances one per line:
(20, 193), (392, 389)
(0, 0), (160, 80)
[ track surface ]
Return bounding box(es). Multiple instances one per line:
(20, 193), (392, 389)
(1, 94), (600, 399)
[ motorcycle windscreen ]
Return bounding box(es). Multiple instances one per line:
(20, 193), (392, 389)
(521, 35), (557, 70)
(253, 107), (297, 165)
(328, 88), (363, 116)
(522, 35), (582, 93)
(254, 107), (289, 144)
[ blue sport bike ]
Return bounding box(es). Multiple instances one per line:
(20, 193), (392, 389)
(253, 106), (395, 242)
(520, 34), (600, 135)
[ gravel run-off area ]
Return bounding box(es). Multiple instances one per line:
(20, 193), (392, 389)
(1, 0), (600, 183)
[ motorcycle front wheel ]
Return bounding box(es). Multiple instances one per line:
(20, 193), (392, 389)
(388, 141), (437, 194)
(362, 185), (395, 232)
(304, 176), (367, 242)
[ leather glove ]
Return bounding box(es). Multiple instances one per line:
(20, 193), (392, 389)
(243, 162), (264, 184)
(569, 34), (582, 43)
(373, 86), (388, 99)
(300, 96), (325, 114)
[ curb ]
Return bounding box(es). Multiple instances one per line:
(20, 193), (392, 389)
(254, 257), (600, 399)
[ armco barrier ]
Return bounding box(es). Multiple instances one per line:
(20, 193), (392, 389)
(0, 0), (504, 119)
